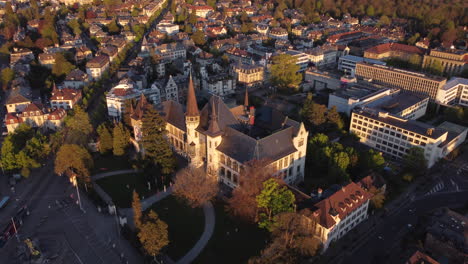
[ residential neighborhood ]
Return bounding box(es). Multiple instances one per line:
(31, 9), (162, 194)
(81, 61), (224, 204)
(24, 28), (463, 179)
(0, 0), (467, 264)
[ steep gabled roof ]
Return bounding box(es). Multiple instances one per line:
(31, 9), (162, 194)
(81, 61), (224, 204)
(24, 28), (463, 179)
(158, 100), (187, 131)
(197, 96), (239, 134)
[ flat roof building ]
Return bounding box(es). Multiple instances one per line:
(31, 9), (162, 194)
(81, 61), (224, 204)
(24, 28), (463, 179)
(436, 77), (468, 107)
(355, 62), (447, 100)
(350, 107), (467, 168)
(329, 85), (429, 119)
(338, 55), (385, 77)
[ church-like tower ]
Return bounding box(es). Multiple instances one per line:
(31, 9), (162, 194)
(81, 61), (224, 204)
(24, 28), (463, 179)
(185, 73), (201, 167)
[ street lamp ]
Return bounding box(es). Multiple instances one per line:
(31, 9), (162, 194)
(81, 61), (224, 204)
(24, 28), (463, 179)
(71, 175), (84, 212)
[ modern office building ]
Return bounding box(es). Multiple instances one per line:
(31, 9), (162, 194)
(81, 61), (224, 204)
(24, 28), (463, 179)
(436, 77), (468, 107)
(329, 85), (428, 119)
(350, 107), (467, 168)
(354, 62), (447, 100)
(338, 55), (385, 77)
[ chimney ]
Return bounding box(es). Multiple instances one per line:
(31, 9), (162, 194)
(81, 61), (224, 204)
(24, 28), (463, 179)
(426, 128), (434, 136)
(317, 188), (323, 198)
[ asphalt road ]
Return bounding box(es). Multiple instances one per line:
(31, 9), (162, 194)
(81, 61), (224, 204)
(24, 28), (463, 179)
(342, 190), (468, 264)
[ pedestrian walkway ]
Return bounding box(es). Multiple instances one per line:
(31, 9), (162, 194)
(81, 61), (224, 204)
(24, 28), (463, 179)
(176, 202), (215, 264)
(425, 181), (444, 195)
(92, 169), (140, 181)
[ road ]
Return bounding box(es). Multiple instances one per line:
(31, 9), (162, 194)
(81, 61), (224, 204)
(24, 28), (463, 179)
(342, 190), (468, 264)
(319, 144), (468, 264)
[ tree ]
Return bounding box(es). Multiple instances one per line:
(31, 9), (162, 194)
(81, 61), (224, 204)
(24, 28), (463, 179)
(132, 190), (143, 229)
(366, 5), (375, 16)
(228, 159), (274, 222)
(54, 144), (93, 185)
(369, 186), (385, 208)
(408, 54), (422, 69)
(113, 122), (128, 156)
(138, 210), (169, 258)
(378, 15), (391, 26)
(406, 33), (420, 45)
(173, 167), (218, 208)
(188, 10), (197, 25)
(1, 67), (14, 90)
(52, 53), (76, 79)
(0, 136), (18, 171)
(269, 54), (302, 91)
(426, 60), (443, 76)
(444, 106), (464, 123)
(326, 106), (344, 130)
(359, 149), (385, 172)
(107, 19), (120, 34)
(249, 212), (321, 263)
(97, 124), (113, 154)
(403, 147), (427, 176)
(141, 107), (175, 174)
(65, 106), (93, 145)
(256, 179), (295, 231)
(67, 19), (82, 36)
(191, 30), (206, 46)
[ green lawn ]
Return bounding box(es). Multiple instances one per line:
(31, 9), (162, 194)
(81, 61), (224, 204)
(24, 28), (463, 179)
(194, 201), (269, 264)
(149, 196), (204, 261)
(96, 173), (155, 208)
(93, 155), (133, 174)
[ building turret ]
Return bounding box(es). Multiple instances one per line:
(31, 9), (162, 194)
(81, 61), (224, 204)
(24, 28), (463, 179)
(185, 72), (201, 166)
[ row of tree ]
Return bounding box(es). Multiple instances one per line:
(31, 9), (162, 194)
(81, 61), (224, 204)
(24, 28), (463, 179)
(301, 94), (345, 133)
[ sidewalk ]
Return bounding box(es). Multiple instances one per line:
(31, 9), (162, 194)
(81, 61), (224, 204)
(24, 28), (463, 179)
(92, 169), (140, 181)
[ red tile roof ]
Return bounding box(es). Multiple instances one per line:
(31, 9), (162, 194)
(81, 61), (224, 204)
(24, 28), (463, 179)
(51, 88), (81, 101)
(312, 182), (370, 228)
(365, 43), (425, 55)
(48, 108), (67, 120)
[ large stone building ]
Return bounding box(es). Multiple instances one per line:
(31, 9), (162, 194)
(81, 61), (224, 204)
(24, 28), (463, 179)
(363, 43), (425, 61)
(350, 107), (467, 168)
(354, 62), (447, 100)
(422, 49), (468, 76)
(131, 75), (309, 187)
(305, 182), (371, 251)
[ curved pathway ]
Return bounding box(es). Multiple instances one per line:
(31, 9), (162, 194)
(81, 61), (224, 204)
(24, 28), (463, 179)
(90, 170), (216, 264)
(176, 202), (215, 264)
(91, 169), (140, 181)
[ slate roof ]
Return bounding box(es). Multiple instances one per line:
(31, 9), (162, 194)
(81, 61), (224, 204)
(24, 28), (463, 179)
(216, 125), (297, 163)
(197, 96), (240, 134)
(158, 100), (186, 131)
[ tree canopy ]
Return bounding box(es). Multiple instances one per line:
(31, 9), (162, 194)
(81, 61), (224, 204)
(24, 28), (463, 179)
(138, 210), (169, 257)
(269, 54), (302, 91)
(54, 144), (93, 184)
(141, 107), (175, 174)
(173, 167), (218, 208)
(256, 178), (295, 231)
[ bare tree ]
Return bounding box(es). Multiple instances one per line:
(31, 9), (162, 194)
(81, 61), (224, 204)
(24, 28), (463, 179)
(173, 167), (218, 208)
(227, 159), (274, 223)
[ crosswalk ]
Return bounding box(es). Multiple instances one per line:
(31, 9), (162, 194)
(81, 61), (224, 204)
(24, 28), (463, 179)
(425, 181), (444, 195)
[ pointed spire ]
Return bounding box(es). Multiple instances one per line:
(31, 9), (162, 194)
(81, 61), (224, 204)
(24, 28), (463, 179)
(244, 87), (249, 107)
(139, 93), (148, 106)
(186, 72), (199, 117)
(52, 82), (58, 94)
(207, 97), (221, 135)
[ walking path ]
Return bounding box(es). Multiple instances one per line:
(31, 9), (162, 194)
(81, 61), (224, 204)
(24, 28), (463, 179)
(91, 171), (216, 264)
(92, 169), (140, 181)
(176, 202), (215, 264)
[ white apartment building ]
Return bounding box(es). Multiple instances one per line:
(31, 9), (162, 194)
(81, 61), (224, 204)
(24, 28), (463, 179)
(350, 108), (468, 168)
(284, 50), (310, 72)
(309, 182), (370, 251)
(153, 42), (186, 62)
(202, 74), (236, 97)
(338, 55), (385, 77)
(436, 77), (468, 107)
(156, 23), (179, 35)
(106, 81), (140, 119)
(86, 55), (110, 80)
(306, 45), (338, 67)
